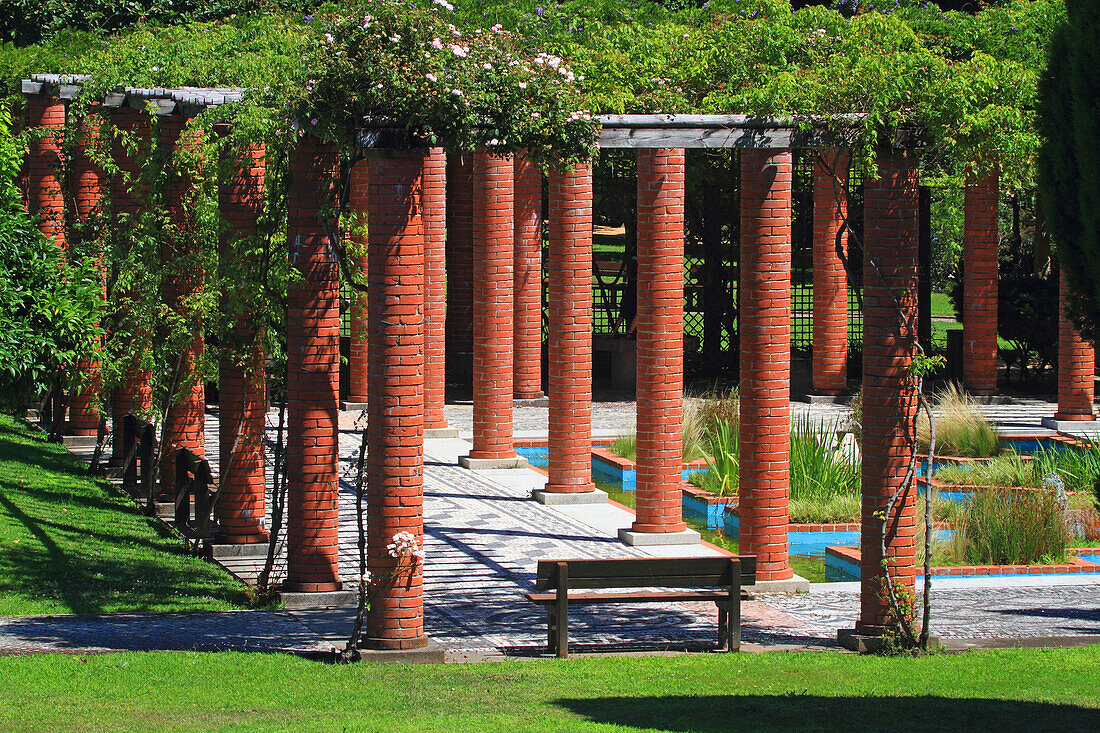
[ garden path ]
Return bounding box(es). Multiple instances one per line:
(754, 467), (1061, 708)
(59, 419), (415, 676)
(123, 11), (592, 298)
(8, 396), (1093, 658)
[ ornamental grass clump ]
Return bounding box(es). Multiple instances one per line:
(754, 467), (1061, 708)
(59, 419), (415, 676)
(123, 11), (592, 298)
(699, 418), (739, 498)
(917, 383), (1000, 458)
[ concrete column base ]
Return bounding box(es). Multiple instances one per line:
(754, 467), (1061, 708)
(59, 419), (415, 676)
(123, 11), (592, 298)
(532, 488), (608, 505)
(618, 527), (701, 547)
(458, 455), (529, 470)
(838, 627), (941, 653)
(341, 401), (369, 412)
(747, 574), (810, 593)
(424, 426), (460, 439)
(514, 395), (549, 407)
(277, 588), (358, 609)
(1042, 416), (1100, 433)
(793, 393), (854, 405)
(356, 638), (446, 663)
(62, 434), (100, 449)
(204, 541), (269, 583)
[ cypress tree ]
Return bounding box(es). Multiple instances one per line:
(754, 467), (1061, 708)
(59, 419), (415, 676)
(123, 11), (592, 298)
(1038, 0), (1100, 341)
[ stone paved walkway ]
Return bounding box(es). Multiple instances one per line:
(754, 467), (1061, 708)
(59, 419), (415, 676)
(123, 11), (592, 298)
(12, 396), (1095, 658)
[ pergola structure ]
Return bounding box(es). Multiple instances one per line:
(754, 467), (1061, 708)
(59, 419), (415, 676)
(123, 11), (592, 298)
(20, 75), (1096, 650)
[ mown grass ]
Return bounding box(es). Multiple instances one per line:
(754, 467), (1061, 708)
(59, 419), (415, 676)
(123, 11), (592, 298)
(2, 648), (1100, 732)
(0, 415), (251, 615)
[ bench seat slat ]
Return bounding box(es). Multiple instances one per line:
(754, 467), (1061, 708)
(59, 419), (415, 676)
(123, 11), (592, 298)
(526, 590), (745, 605)
(534, 556), (756, 591)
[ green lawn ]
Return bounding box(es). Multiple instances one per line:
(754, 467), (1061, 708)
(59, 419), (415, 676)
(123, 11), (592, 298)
(0, 414), (251, 615)
(2, 648), (1099, 731)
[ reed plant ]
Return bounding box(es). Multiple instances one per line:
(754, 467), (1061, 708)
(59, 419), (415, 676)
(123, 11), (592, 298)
(917, 383), (1000, 458)
(953, 487), (1070, 565)
(787, 417), (861, 523)
(608, 430), (637, 462)
(1034, 436), (1100, 495)
(699, 418), (738, 497)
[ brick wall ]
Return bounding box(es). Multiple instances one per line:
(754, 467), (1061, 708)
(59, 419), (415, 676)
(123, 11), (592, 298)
(423, 148), (448, 429)
(545, 162), (595, 493)
(632, 149), (687, 534)
(67, 111), (109, 435)
(962, 166), (999, 396)
(513, 154), (545, 399)
(109, 108), (153, 460)
(812, 150), (849, 396)
(739, 148), (793, 581)
(364, 148), (427, 649)
(347, 158), (370, 404)
(284, 137), (342, 592)
(469, 151), (518, 460)
(158, 118), (206, 495)
(858, 149), (920, 632)
(217, 143), (269, 543)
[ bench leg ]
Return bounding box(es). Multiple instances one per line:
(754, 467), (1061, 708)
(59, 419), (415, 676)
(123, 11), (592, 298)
(556, 600), (569, 659)
(716, 605), (729, 652)
(729, 597), (741, 653)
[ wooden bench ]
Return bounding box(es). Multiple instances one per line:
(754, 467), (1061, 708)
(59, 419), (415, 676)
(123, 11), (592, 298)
(525, 556), (756, 658)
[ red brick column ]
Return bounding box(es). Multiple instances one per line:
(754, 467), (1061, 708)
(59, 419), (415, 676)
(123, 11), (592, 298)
(631, 149), (688, 536)
(109, 107), (153, 461)
(216, 143), (269, 543)
(465, 150), (519, 463)
(739, 148), (793, 581)
(1056, 271), (1096, 420)
(543, 162), (596, 495)
(364, 148), (427, 649)
(347, 158), (370, 406)
(423, 148), (450, 431)
(856, 149), (920, 634)
(962, 165), (999, 396)
(445, 156), (474, 385)
(158, 118), (206, 494)
(284, 137), (342, 592)
(67, 112), (109, 435)
(812, 150), (849, 396)
(25, 96), (66, 251)
(513, 155), (545, 400)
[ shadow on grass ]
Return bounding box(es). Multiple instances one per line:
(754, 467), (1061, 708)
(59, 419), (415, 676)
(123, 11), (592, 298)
(0, 418), (251, 614)
(556, 695), (1100, 732)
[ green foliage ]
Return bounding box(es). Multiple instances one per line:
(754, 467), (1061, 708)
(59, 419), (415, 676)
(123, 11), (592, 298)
(0, 0), (269, 45)
(0, 105), (101, 414)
